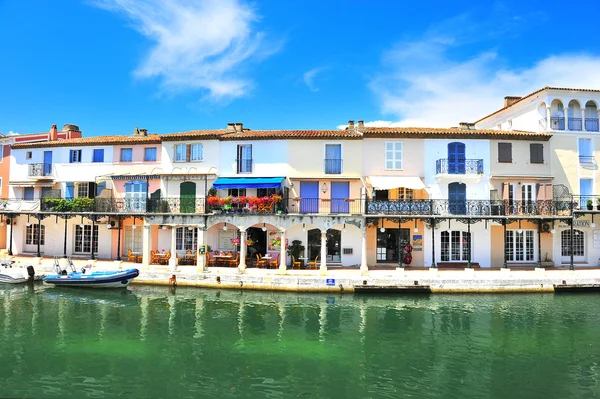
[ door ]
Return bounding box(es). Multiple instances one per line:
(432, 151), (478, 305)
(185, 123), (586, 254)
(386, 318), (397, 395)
(325, 144), (342, 174)
(580, 179), (593, 209)
(448, 182), (466, 214)
(448, 142), (466, 174)
(24, 187), (34, 200)
(331, 181), (349, 213)
(43, 151), (52, 176)
(561, 229), (585, 263)
(300, 182), (319, 213)
(180, 182), (196, 213)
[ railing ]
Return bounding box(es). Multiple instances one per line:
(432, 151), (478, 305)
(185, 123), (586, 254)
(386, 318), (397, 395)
(207, 199), (285, 215)
(95, 197), (207, 214)
(435, 159), (483, 175)
(366, 199), (571, 216)
(572, 195), (600, 211)
(28, 163), (53, 177)
(579, 156), (595, 164)
(288, 198), (362, 214)
(236, 159), (253, 174)
(550, 117), (565, 130)
(585, 118), (599, 131)
(568, 118), (582, 131)
(324, 159), (343, 174)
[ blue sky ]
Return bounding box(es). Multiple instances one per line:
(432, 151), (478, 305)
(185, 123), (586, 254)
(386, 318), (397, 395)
(2, 0), (600, 136)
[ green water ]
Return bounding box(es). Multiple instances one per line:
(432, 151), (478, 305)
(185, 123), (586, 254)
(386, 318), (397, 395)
(1, 285), (599, 399)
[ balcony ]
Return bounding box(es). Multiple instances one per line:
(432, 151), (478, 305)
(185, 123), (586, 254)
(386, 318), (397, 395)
(572, 195), (600, 211)
(366, 199), (570, 216)
(324, 159), (343, 174)
(550, 117), (565, 130)
(585, 118), (599, 131)
(435, 159), (483, 175)
(28, 163), (53, 178)
(288, 198), (362, 214)
(568, 118), (582, 131)
(579, 155), (596, 165)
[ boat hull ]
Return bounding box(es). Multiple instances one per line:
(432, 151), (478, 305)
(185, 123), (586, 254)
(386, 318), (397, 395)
(0, 265), (34, 284)
(0, 274), (28, 284)
(43, 269), (139, 288)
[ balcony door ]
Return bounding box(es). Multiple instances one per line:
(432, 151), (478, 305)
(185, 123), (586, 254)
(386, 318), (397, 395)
(300, 181), (319, 213)
(448, 142), (466, 174)
(43, 151), (52, 176)
(580, 178), (593, 209)
(180, 181), (196, 213)
(448, 182), (466, 214)
(331, 181), (349, 213)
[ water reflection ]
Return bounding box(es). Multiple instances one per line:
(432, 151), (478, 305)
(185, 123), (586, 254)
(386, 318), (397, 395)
(1, 285), (600, 398)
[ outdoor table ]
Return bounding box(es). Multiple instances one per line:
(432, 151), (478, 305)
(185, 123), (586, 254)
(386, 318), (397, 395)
(214, 255), (232, 267)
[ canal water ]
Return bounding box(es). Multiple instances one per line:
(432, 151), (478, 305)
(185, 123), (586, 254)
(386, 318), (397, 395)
(1, 284), (599, 399)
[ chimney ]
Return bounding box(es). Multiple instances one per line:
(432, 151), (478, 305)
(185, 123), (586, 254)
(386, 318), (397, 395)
(348, 120), (355, 129)
(49, 124), (58, 141)
(139, 128), (148, 137)
(357, 120), (364, 129)
(504, 96), (522, 107)
(132, 127), (140, 136)
(62, 124), (81, 139)
(235, 122), (244, 132)
(227, 122), (236, 132)
(458, 122), (475, 130)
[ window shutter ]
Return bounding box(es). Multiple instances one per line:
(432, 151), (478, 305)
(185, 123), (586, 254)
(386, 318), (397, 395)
(530, 143), (543, 163)
(502, 182), (509, 200)
(186, 144), (191, 162)
(96, 181), (106, 196)
(236, 145), (241, 172)
(498, 143), (512, 163)
(88, 182), (97, 199)
(65, 182), (74, 200)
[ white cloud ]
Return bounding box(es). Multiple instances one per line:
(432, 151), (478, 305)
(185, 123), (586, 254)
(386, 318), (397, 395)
(303, 66), (327, 92)
(7, 131), (19, 136)
(369, 16), (600, 127)
(91, 0), (278, 102)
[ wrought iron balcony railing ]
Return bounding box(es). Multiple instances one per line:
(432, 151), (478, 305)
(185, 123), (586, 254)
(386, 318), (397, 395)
(568, 117), (582, 131)
(28, 163), (53, 178)
(288, 198), (362, 214)
(585, 118), (599, 132)
(572, 195), (600, 211)
(324, 159), (343, 174)
(579, 156), (595, 164)
(435, 159), (483, 175)
(550, 117), (565, 130)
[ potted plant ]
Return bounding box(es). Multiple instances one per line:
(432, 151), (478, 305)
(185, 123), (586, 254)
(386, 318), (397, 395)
(287, 240), (305, 265)
(596, 198), (600, 210)
(587, 199), (593, 210)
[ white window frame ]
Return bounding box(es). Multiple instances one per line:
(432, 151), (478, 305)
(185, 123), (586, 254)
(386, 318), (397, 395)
(385, 141), (403, 170)
(176, 227), (198, 251)
(70, 149), (82, 163)
(506, 229), (536, 262)
(25, 225), (45, 246)
(26, 151), (32, 160)
(175, 144), (186, 162)
(76, 183), (89, 199)
(521, 183), (536, 204)
(123, 225), (143, 255)
(441, 231), (471, 261)
(190, 144), (203, 162)
(74, 225), (98, 253)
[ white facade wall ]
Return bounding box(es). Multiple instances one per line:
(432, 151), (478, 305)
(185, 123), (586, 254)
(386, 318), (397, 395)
(423, 223), (492, 268)
(218, 141), (289, 177)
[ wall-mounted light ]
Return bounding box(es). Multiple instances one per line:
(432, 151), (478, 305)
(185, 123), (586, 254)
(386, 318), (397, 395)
(380, 219), (385, 233)
(26, 215), (31, 227)
(321, 183), (328, 194)
(342, 223), (347, 233)
(223, 222), (228, 231)
(302, 223), (306, 232)
(517, 220), (523, 234)
(188, 226), (193, 231)
(551, 220), (556, 235)
(413, 219), (418, 233)
(262, 223), (267, 232)
(106, 221), (112, 229)
(484, 220), (488, 231)
(592, 214), (596, 228)
(162, 225), (167, 230)
(0, 216), (4, 227)
(446, 219), (451, 233)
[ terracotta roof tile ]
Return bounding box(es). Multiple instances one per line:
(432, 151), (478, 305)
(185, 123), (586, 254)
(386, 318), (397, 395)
(219, 129), (363, 140)
(475, 86), (600, 123)
(12, 134), (162, 149)
(160, 129), (228, 141)
(361, 127), (551, 141)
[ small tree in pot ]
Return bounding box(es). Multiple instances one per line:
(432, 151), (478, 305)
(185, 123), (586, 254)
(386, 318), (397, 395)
(287, 240), (305, 266)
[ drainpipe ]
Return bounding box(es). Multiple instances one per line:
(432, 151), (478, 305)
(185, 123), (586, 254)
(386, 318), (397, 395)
(36, 217), (41, 258)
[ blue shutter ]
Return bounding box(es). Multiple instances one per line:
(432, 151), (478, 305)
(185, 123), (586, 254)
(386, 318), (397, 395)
(448, 182), (466, 215)
(300, 182), (319, 213)
(448, 142), (466, 174)
(65, 182), (74, 200)
(96, 181), (106, 196)
(331, 182), (350, 213)
(93, 149), (104, 163)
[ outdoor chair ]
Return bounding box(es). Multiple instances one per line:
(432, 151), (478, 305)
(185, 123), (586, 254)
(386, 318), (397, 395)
(256, 254), (267, 268)
(307, 255), (319, 270)
(291, 256), (301, 270)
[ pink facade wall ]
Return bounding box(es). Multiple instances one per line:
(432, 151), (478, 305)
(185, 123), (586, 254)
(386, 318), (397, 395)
(112, 179), (161, 198)
(112, 144), (161, 163)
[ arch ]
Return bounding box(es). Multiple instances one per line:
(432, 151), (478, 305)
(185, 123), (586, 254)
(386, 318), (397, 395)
(568, 99), (582, 116)
(585, 101), (599, 130)
(537, 101), (547, 119)
(585, 99), (599, 108)
(550, 98), (565, 116)
(560, 229), (584, 257)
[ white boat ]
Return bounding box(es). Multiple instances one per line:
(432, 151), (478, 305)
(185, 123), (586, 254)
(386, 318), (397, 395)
(0, 261), (35, 284)
(43, 258), (139, 288)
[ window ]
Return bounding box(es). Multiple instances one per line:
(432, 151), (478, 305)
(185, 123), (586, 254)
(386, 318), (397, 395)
(124, 180), (147, 211)
(74, 225), (98, 253)
(579, 138), (593, 163)
(228, 189), (246, 197)
(237, 144), (252, 173)
(257, 188), (276, 197)
(120, 148), (133, 162)
(144, 147), (157, 162)
(498, 143), (512, 163)
(26, 151), (32, 160)
(76, 183), (89, 199)
(124, 225), (142, 254)
(70, 150), (82, 163)
(506, 230), (535, 262)
(176, 227), (197, 251)
(92, 149), (104, 163)
(174, 144), (203, 162)
(561, 230), (584, 257)
(325, 144), (342, 174)
(25, 225), (45, 246)
(530, 143), (544, 163)
(24, 187), (34, 200)
(507, 119), (513, 129)
(385, 141), (403, 170)
(441, 231), (471, 261)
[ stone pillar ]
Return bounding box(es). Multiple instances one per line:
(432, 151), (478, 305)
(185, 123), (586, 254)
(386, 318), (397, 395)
(320, 231), (327, 272)
(279, 229), (287, 273)
(238, 228), (247, 273)
(564, 107), (569, 131)
(141, 224), (151, 270)
(546, 106), (551, 130)
(196, 226), (206, 272)
(582, 108), (587, 131)
(360, 230), (368, 275)
(169, 226), (177, 271)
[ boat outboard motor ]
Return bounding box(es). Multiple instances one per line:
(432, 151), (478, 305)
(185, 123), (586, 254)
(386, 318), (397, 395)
(26, 265), (35, 281)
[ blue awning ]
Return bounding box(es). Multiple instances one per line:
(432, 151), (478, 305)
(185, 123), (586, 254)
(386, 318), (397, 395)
(212, 177), (285, 189)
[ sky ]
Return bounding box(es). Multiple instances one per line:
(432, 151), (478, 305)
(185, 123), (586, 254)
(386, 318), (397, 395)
(2, 0), (600, 136)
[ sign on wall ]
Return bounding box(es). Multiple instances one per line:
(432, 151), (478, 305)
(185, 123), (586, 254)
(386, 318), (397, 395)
(559, 220), (590, 228)
(218, 230), (235, 250)
(412, 235), (423, 251)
